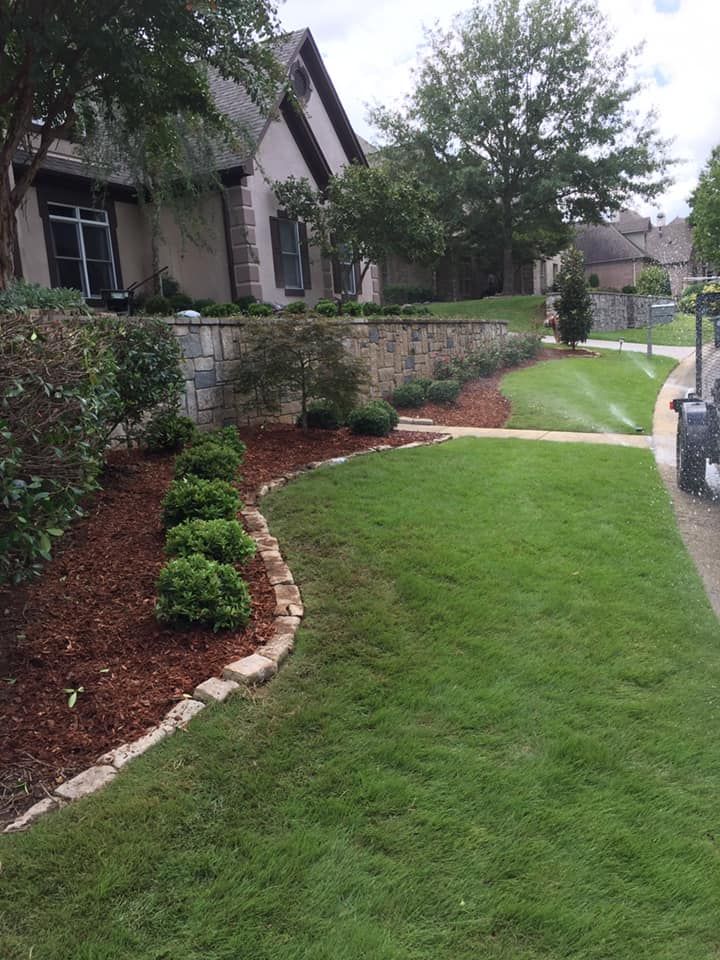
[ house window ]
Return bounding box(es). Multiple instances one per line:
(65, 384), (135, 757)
(47, 203), (117, 298)
(339, 245), (357, 296)
(270, 214), (311, 295)
(279, 218), (303, 291)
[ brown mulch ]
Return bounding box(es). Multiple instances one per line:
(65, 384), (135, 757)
(0, 426), (428, 826)
(394, 347), (596, 427)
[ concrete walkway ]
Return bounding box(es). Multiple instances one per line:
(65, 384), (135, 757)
(541, 335), (694, 361)
(397, 421), (650, 448)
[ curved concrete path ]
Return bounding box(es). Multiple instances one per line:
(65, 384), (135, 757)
(542, 335), (694, 362)
(396, 421), (650, 448)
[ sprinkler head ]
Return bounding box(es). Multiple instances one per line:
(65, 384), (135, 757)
(635, 426), (644, 433)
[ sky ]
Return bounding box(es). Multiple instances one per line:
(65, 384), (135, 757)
(276, 0), (717, 223)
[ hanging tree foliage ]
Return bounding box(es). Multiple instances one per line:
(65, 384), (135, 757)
(0, 0), (284, 289)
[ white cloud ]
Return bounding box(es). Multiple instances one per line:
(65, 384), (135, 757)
(277, 0), (717, 221)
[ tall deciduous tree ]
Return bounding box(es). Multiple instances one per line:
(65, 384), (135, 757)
(690, 146), (720, 267)
(272, 164), (445, 294)
(372, 0), (672, 294)
(0, 0), (283, 289)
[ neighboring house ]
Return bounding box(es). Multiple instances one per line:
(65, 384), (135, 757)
(11, 28), (380, 308)
(574, 209), (707, 296)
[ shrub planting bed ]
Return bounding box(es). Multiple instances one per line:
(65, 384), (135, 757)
(0, 426), (428, 827)
(393, 346), (588, 427)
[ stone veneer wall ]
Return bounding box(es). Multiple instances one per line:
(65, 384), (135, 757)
(546, 292), (658, 331)
(168, 316), (507, 427)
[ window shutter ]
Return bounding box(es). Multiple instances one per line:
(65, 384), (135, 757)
(353, 261), (362, 299)
(269, 216), (283, 289)
(299, 222), (311, 291)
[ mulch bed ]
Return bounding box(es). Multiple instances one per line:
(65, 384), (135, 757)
(0, 426), (428, 827)
(394, 347), (595, 427)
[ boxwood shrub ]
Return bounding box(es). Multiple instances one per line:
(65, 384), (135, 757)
(299, 399), (344, 429)
(192, 427), (246, 459)
(174, 443), (242, 483)
(155, 554), (251, 631)
(347, 401), (393, 436)
(161, 477), (241, 529)
(391, 382), (426, 408)
(427, 379), (461, 405)
(165, 518), (256, 565)
(370, 398), (399, 429)
(143, 408), (196, 452)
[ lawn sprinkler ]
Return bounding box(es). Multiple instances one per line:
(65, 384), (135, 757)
(618, 338), (624, 352)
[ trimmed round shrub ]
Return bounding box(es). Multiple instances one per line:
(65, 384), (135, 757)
(427, 379), (461, 405)
(169, 293), (193, 312)
(193, 298), (217, 314)
(391, 381), (426, 408)
(370, 398), (399, 429)
(204, 302), (239, 317)
(143, 294), (172, 315)
(165, 518), (256, 565)
(143, 408), (196, 452)
(161, 477), (241, 529)
(234, 295), (257, 312)
(362, 301), (382, 316)
(621, 285), (637, 294)
(415, 378), (433, 397)
(299, 399), (344, 429)
(284, 300), (307, 314)
(347, 402), (393, 436)
(382, 304), (401, 316)
(588, 273), (600, 288)
(155, 554), (251, 631)
(191, 426), (246, 459)
(401, 304), (418, 315)
(342, 300), (363, 317)
(174, 443), (242, 483)
(248, 302), (274, 317)
(314, 299), (338, 317)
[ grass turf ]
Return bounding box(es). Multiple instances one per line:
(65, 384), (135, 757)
(501, 349), (675, 433)
(430, 295), (545, 331)
(3, 440), (720, 959)
(590, 313), (712, 347)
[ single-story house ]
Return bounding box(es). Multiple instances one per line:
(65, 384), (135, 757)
(11, 28), (381, 308)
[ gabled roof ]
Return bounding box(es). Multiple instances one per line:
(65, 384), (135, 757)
(614, 209), (651, 236)
(210, 27), (366, 174)
(574, 222), (650, 264)
(645, 217), (694, 265)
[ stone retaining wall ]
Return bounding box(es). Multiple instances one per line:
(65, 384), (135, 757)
(168, 316), (507, 427)
(546, 292), (658, 331)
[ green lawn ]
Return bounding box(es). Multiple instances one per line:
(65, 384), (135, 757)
(590, 313), (712, 347)
(502, 349), (675, 433)
(3, 440), (720, 959)
(430, 295), (545, 331)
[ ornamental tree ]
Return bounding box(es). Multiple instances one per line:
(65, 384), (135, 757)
(0, 0), (283, 289)
(272, 163), (445, 295)
(556, 248), (592, 349)
(371, 0), (672, 293)
(690, 146), (720, 266)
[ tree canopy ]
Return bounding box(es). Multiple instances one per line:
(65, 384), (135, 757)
(0, 0), (283, 287)
(372, 0), (672, 293)
(689, 146), (720, 267)
(272, 164), (445, 293)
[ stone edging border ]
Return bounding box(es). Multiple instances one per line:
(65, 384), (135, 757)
(3, 435), (451, 834)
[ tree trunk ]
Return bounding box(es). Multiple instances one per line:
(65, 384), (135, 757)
(503, 243), (515, 296)
(0, 167), (17, 289)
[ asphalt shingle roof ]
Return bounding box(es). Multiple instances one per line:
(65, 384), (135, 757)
(574, 222), (649, 264)
(645, 217), (694, 265)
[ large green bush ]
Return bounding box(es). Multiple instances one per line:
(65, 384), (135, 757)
(161, 476), (241, 529)
(0, 279), (88, 315)
(165, 518), (256, 565)
(174, 443), (242, 483)
(636, 265), (671, 297)
(90, 313), (184, 444)
(0, 313), (114, 585)
(155, 554), (251, 631)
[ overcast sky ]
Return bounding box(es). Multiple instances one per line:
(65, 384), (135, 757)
(277, 0), (715, 223)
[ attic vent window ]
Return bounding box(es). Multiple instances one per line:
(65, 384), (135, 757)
(291, 65), (310, 101)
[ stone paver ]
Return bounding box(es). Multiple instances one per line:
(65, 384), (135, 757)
(164, 699), (206, 727)
(99, 725), (174, 769)
(4, 797), (61, 834)
(193, 677), (240, 703)
(223, 653), (277, 685)
(55, 765), (116, 801)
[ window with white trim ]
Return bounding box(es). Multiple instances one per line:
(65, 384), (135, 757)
(278, 218), (304, 291)
(47, 203), (117, 298)
(339, 245), (357, 296)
